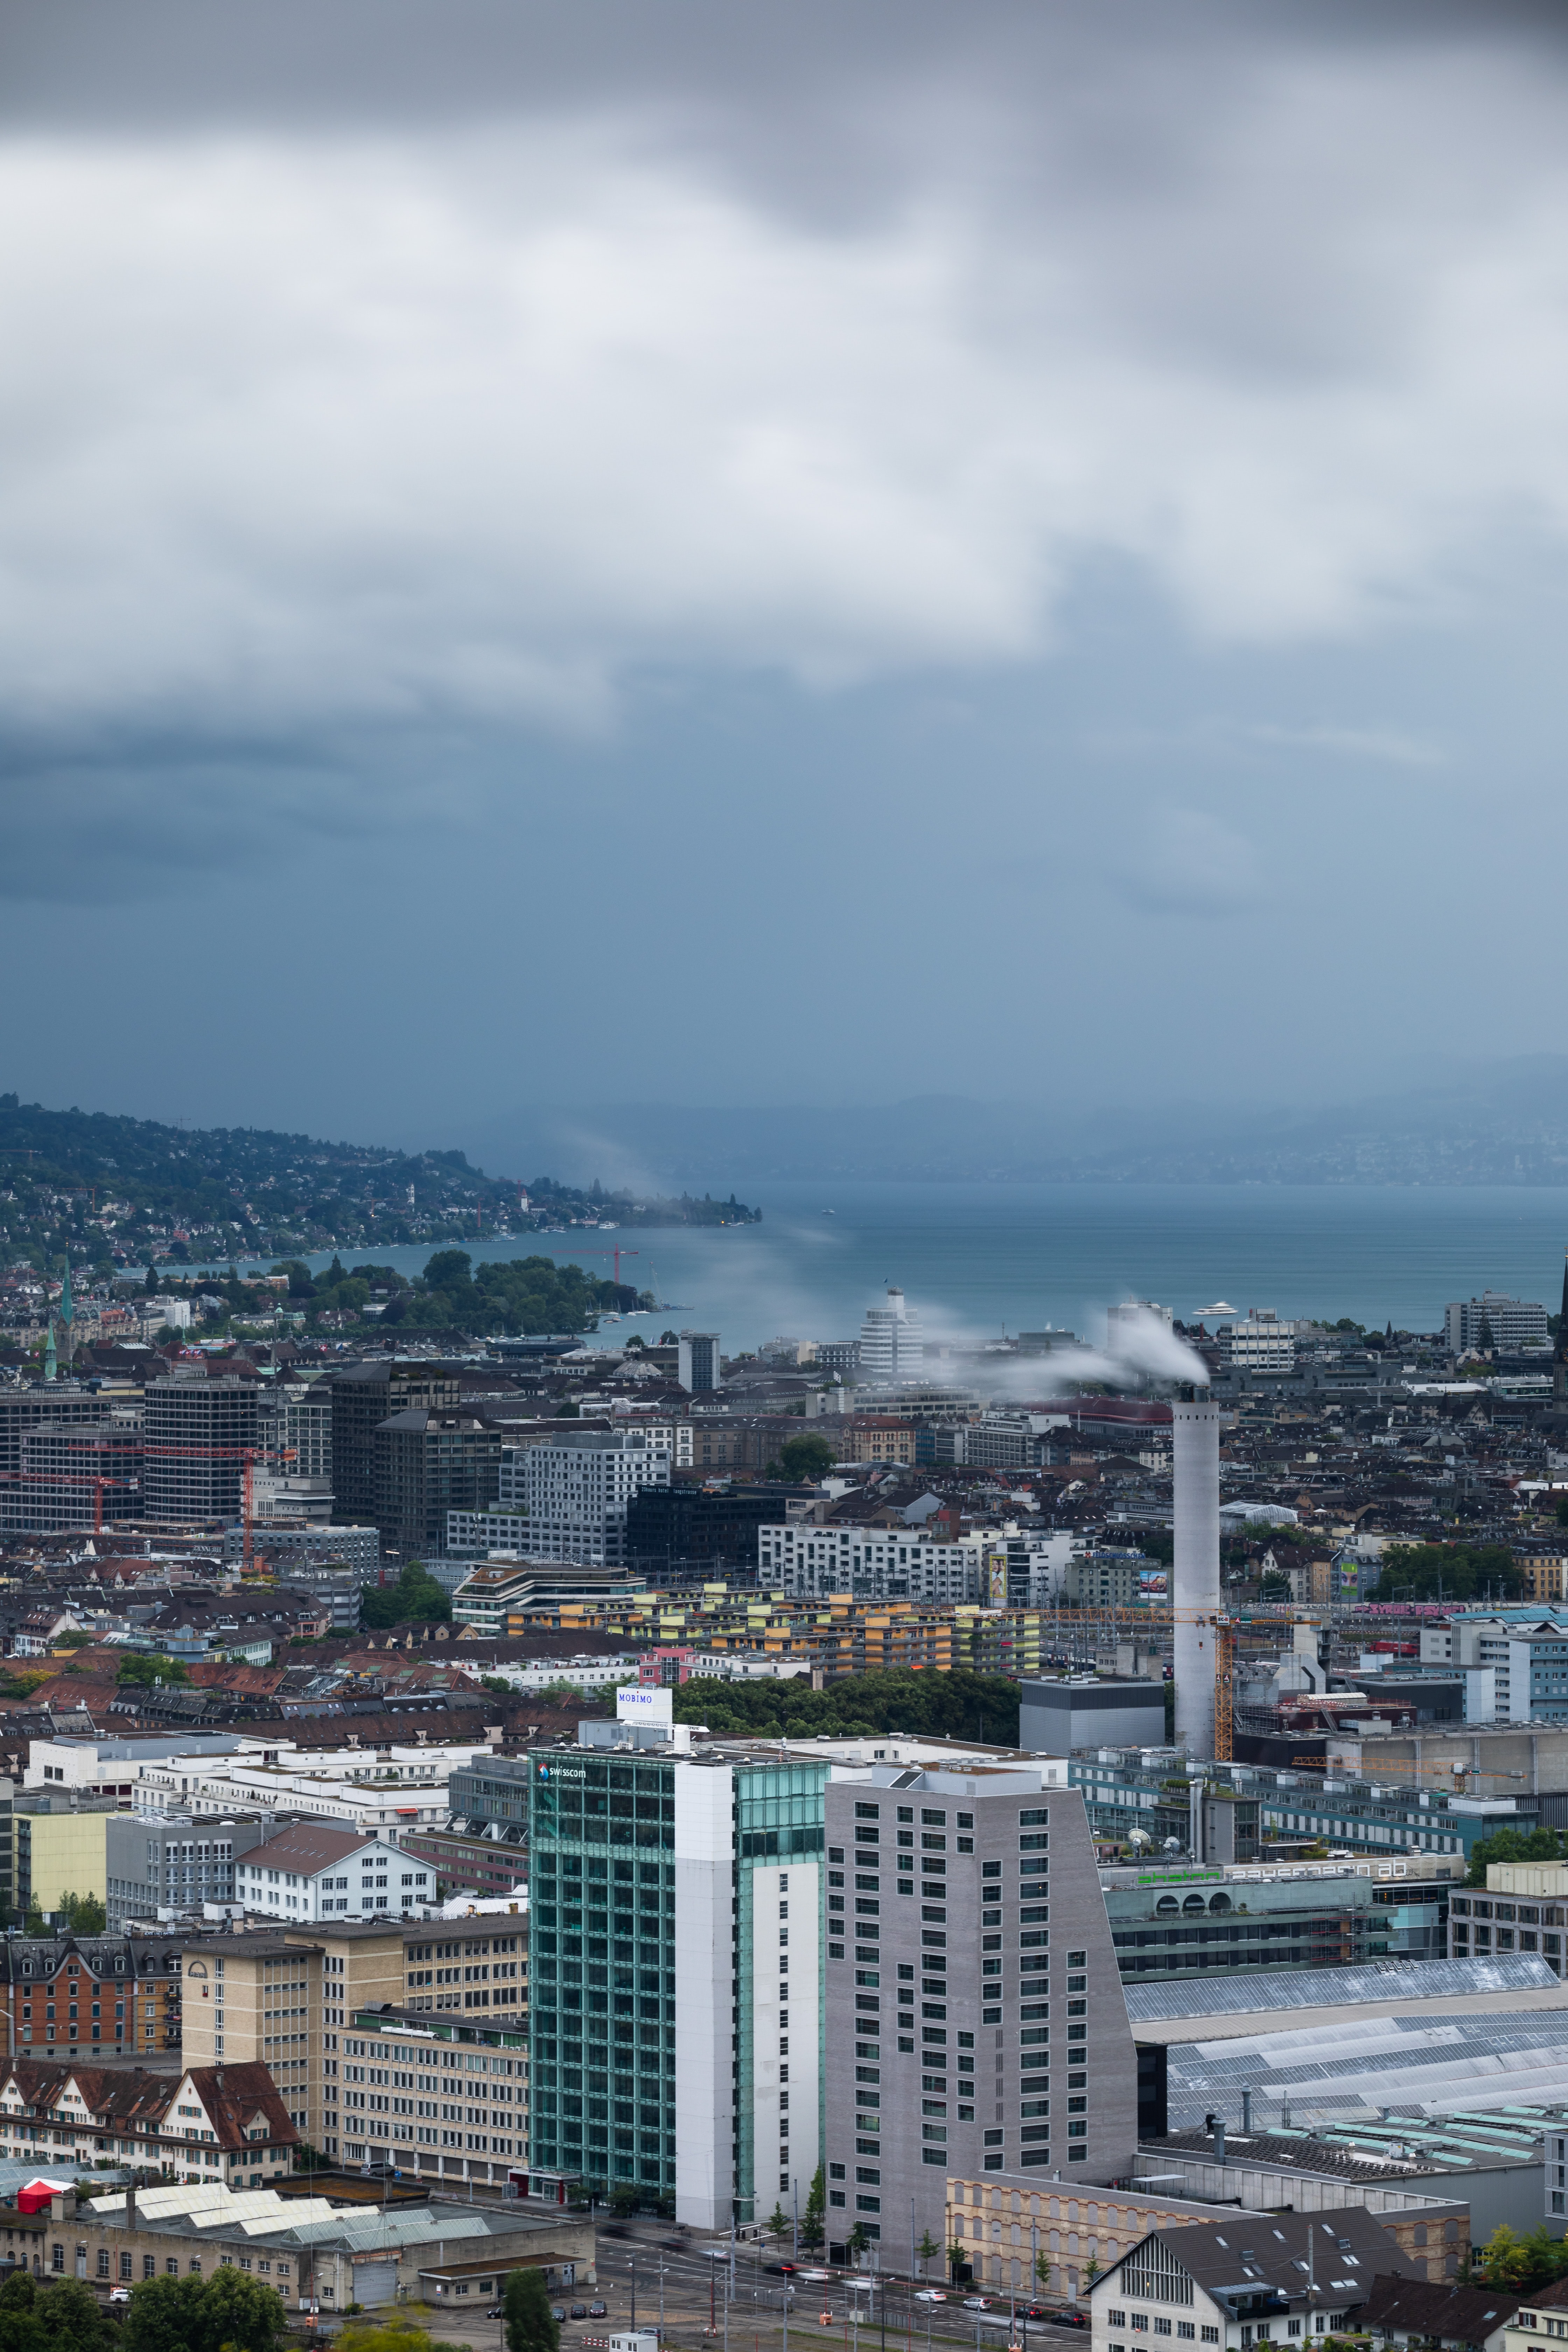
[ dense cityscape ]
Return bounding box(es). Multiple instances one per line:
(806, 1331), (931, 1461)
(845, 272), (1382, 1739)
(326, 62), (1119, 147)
(1, 1214), (1568, 2337)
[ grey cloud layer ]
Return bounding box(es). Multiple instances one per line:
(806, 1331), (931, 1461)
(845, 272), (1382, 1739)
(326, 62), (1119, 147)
(4, 0), (1568, 888)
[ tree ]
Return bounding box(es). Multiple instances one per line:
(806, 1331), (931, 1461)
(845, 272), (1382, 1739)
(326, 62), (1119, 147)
(54, 1631), (95, 1650)
(1466, 1826), (1568, 1887)
(18, 2273), (118, 2352)
(802, 2166), (827, 2253)
(55, 1892), (106, 1935)
(360, 1562), (451, 1629)
(917, 2232), (939, 2280)
(848, 2222), (870, 2260)
(116, 1654), (191, 1688)
(1035, 2252), (1053, 2294)
(767, 2203), (790, 2245)
(121, 2269), (289, 2352)
(779, 1435), (836, 1483)
(503, 2265), (561, 2352)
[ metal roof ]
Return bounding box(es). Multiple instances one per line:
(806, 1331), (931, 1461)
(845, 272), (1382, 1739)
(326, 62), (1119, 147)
(1125, 1954), (1559, 2025)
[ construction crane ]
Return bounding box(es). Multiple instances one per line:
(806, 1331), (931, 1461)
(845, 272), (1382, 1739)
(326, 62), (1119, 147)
(1213, 1618), (1236, 1762)
(0, 1467), (133, 1540)
(140, 1442), (260, 1575)
(555, 1246), (641, 1287)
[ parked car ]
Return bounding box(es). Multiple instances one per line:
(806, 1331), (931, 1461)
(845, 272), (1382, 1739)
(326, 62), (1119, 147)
(588, 2303), (608, 2318)
(570, 2306), (588, 2320)
(551, 2308), (567, 2323)
(108, 2291), (131, 2307)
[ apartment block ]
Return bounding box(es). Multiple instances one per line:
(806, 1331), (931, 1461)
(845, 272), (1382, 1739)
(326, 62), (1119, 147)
(821, 1764), (1136, 2258)
(0, 1932), (185, 2062)
(761, 1521), (985, 1601)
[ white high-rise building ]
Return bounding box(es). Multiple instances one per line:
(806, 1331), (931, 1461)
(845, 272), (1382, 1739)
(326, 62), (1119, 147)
(859, 1287), (923, 1384)
(514, 1428), (672, 1564)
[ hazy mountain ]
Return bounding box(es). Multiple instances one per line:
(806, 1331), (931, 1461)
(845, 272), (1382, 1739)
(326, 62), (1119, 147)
(463, 1058), (1568, 1190)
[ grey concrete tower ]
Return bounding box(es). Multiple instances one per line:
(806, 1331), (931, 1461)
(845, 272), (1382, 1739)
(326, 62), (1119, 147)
(1171, 1392), (1222, 1758)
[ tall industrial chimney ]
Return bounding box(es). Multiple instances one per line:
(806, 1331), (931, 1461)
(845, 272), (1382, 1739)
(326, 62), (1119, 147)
(1171, 1391), (1222, 1758)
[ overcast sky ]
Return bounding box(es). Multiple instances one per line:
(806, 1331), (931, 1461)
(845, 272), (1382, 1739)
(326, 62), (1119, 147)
(5, 0), (1568, 1156)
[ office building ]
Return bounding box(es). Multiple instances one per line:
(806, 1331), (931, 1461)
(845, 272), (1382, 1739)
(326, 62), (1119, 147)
(1446, 1292), (1549, 1354)
(329, 1363), (462, 1526)
(1100, 1852), (1456, 1983)
(820, 1763), (1136, 2259)
(13, 1792), (115, 1918)
(259, 1380), (334, 1481)
(760, 1521), (986, 1601)
(222, 1520), (379, 1575)
(1218, 1309), (1300, 1371)
(142, 1376), (259, 1523)
(622, 1483), (804, 1579)
(511, 1429), (671, 1567)
(1021, 1679), (1167, 1754)
(527, 1737), (835, 2227)
(0, 1383), (115, 1476)
(373, 1409), (505, 1556)
(1072, 1756), (1483, 1867)
(106, 1813), (270, 1928)
(677, 1332), (722, 1393)
(0, 1417), (142, 1533)
(859, 1288), (923, 1385)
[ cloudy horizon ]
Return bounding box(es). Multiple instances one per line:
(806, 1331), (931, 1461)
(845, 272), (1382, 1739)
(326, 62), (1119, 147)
(5, 0), (1568, 1151)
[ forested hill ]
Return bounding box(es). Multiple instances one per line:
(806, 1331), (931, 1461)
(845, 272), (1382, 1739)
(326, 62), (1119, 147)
(0, 1093), (759, 1271)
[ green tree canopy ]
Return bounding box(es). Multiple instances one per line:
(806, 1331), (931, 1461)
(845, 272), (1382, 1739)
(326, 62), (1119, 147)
(115, 1653), (191, 1688)
(778, 1434), (836, 1482)
(802, 2165), (826, 2252)
(55, 1892), (106, 1935)
(1377, 1542), (1523, 1604)
(379, 1250), (629, 1337)
(0, 2272), (119, 2352)
(359, 1561), (452, 1629)
(673, 1665), (1021, 1746)
(120, 2269), (288, 2352)
(503, 2265), (561, 2352)
(1465, 1825), (1568, 1887)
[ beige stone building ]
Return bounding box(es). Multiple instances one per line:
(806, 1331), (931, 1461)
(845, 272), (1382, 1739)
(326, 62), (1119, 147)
(9, 2179), (593, 2314)
(945, 2176), (1468, 2300)
(182, 1913), (528, 2184)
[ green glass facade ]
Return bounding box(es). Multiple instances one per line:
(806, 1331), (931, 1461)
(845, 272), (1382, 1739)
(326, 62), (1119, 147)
(527, 1747), (831, 2221)
(527, 1753), (679, 2195)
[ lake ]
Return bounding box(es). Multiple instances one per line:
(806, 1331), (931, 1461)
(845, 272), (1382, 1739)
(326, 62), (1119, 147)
(242, 1181), (1568, 1352)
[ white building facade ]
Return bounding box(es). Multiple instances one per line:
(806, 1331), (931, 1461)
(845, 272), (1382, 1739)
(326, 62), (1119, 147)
(758, 1521), (986, 1600)
(859, 1288), (923, 1385)
(512, 1429), (672, 1565)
